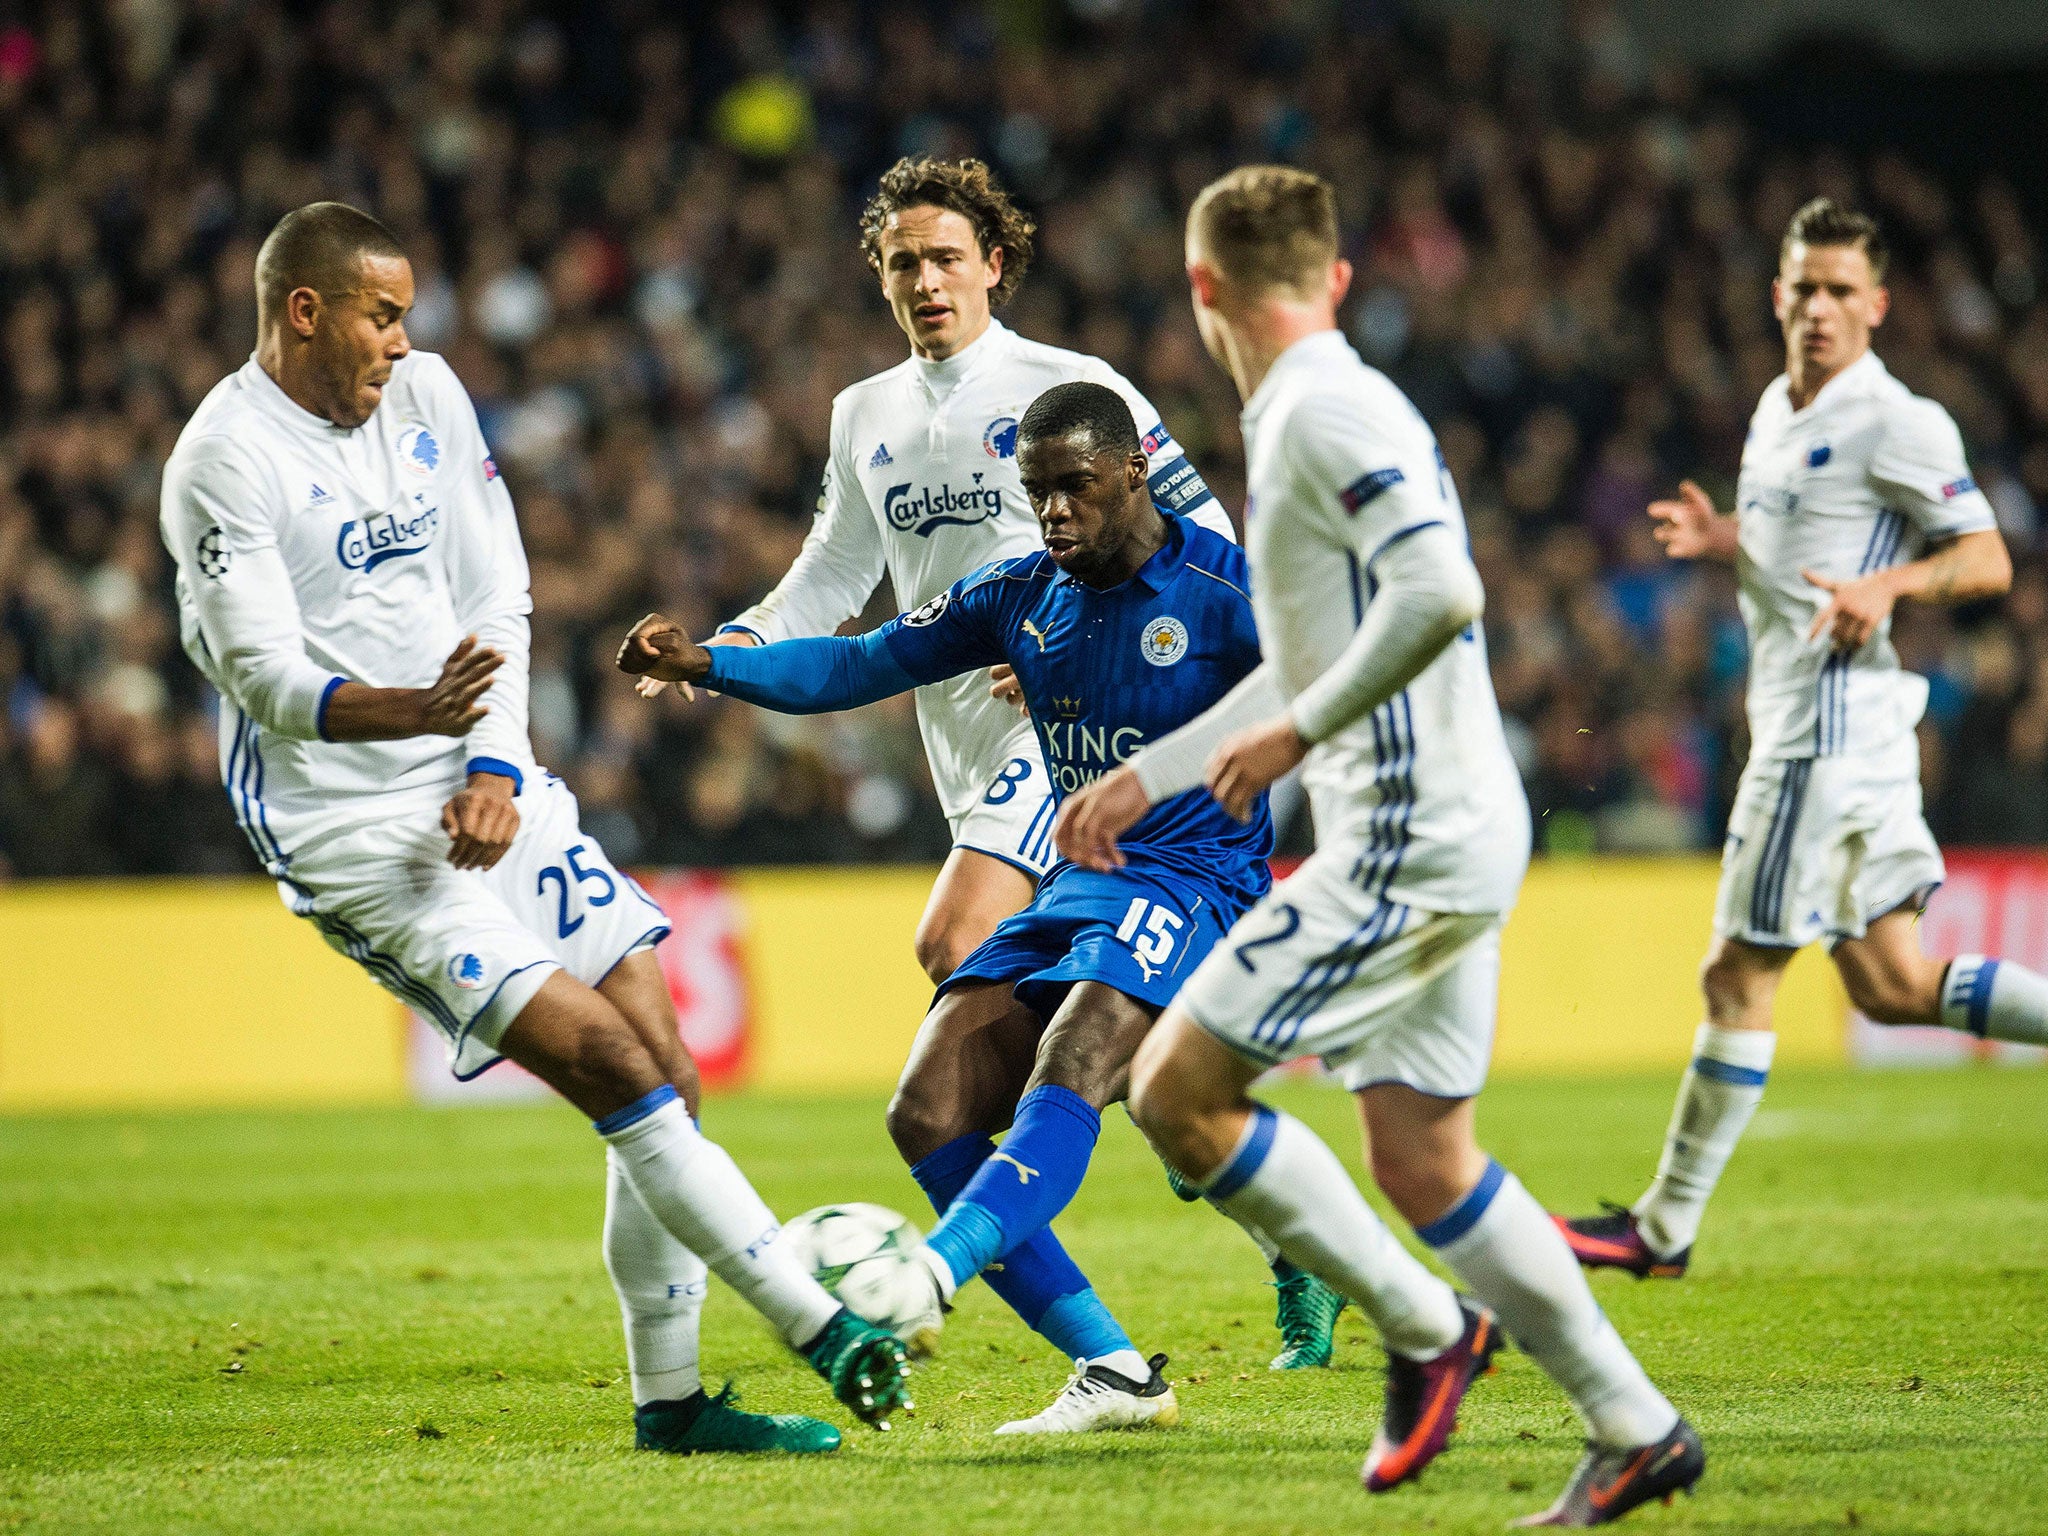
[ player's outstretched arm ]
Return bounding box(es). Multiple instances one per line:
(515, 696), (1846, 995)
(321, 636), (505, 741)
(1649, 479), (1739, 561)
(615, 610), (937, 715)
(1804, 527), (2012, 651)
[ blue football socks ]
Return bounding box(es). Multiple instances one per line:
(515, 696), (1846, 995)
(925, 1085), (1101, 1287)
(909, 1114), (1133, 1362)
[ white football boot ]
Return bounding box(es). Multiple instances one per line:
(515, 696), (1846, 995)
(993, 1354), (1180, 1434)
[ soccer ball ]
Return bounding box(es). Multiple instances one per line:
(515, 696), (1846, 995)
(781, 1202), (944, 1358)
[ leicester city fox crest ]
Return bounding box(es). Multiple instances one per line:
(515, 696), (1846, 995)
(1139, 616), (1189, 667)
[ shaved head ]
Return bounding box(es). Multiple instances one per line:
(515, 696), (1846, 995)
(255, 202), (406, 329)
(253, 202), (413, 429)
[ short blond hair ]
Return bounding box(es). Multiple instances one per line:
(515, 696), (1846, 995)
(1188, 166), (1338, 296)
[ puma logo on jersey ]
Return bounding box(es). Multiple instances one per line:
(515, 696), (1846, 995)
(1021, 618), (1050, 651)
(988, 1152), (1039, 1185)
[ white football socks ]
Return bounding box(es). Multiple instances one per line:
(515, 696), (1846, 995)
(598, 1091), (840, 1350)
(1422, 1161), (1678, 1449)
(602, 1147), (706, 1405)
(1203, 1107), (1464, 1360)
(1940, 956), (2048, 1045)
(1237, 1217), (1284, 1268)
(1634, 1024), (1775, 1258)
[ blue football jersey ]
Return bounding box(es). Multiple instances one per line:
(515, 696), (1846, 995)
(879, 515), (1274, 904)
(702, 513), (1275, 905)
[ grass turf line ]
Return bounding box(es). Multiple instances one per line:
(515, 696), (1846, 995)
(3, 1066), (2045, 1535)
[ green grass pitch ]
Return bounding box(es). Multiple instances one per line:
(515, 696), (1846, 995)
(4, 1067), (2046, 1535)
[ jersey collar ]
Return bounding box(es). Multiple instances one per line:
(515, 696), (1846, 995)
(911, 317), (1012, 400)
(1242, 328), (1351, 427)
(1052, 512), (1190, 595)
(240, 354), (361, 440)
(1783, 347), (1885, 418)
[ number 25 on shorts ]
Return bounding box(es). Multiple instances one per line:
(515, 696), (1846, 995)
(535, 843), (616, 939)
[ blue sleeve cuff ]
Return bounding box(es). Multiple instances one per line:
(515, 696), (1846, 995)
(315, 675), (346, 742)
(465, 756), (525, 795)
(717, 623), (767, 643)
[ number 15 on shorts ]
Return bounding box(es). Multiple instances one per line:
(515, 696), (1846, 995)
(1116, 897), (1183, 983)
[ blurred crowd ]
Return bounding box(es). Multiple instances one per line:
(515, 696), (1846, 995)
(3, 0), (2047, 879)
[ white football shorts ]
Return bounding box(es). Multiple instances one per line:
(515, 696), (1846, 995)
(1176, 839), (1504, 1100)
(278, 773), (672, 1079)
(1713, 731), (1943, 952)
(951, 737), (1057, 882)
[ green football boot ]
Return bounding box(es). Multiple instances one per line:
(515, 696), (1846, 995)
(802, 1308), (914, 1429)
(635, 1384), (841, 1455)
(1269, 1263), (1347, 1371)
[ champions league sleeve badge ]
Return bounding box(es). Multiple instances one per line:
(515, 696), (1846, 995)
(903, 591), (952, 626)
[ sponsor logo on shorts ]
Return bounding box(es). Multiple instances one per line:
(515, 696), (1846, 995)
(1139, 615), (1189, 667)
(447, 953), (487, 990)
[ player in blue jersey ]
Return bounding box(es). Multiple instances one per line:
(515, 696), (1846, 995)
(619, 381), (1272, 1433)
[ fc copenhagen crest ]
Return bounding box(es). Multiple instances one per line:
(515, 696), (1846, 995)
(1139, 615), (1189, 667)
(395, 423), (441, 479)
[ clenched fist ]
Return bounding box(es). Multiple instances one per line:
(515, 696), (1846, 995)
(616, 613), (711, 685)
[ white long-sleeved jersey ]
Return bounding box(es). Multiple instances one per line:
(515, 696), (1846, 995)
(162, 352), (535, 872)
(725, 317), (1231, 824)
(1239, 331), (1527, 913)
(1734, 349), (1996, 759)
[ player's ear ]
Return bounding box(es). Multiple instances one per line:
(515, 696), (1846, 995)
(1330, 257), (1354, 308)
(287, 285), (321, 338)
(985, 244), (1003, 295)
(1868, 283), (1890, 328)
(1187, 261), (1220, 309)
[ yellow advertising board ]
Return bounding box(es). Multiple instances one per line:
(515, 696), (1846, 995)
(0, 860), (1847, 1111)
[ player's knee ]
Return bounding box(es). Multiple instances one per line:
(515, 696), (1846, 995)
(505, 979), (663, 1107)
(1699, 948), (1767, 1022)
(912, 917), (972, 986)
(1842, 965), (1934, 1026)
(1366, 1139), (1429, 1218)
(1127, 1046), (1203, 1165)
(885, 1072), (960, 1164)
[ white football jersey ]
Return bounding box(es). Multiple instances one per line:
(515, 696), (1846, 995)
(725, 317), (1231, 823)
(1241, 331), (1528, 914)
(162, 352), (535, 871)
(1736, 350), (1996, 760)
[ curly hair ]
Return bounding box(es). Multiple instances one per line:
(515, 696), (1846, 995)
(859, 157), (1036, 306)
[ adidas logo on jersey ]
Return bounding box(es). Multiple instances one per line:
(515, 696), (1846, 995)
(309, 483), (337, 509)
(869, 443), (893, 468)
